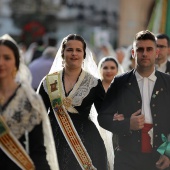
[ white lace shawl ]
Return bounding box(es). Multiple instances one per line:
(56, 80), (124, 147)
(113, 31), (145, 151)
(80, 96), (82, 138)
(1, 83), (59, 170)
(43, 69), (98, 109)
(2, 85), (41, 139)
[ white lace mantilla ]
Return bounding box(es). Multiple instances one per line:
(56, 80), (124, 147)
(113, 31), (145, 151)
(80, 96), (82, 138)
(44, 70), (98, 109)
(1, 85), (42, 139)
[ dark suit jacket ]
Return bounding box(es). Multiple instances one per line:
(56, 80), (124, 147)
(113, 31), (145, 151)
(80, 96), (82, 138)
(165, 60), (170, 74)
(98, 69), (170, 161)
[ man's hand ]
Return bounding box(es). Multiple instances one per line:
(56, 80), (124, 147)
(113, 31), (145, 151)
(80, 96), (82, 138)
(156, 155), (170, 170)
(113, 113), (124, 121)
(130, 109), (145, 130)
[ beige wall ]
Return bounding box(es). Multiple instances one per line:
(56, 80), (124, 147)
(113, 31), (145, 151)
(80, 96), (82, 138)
(118, 0), (154, 47)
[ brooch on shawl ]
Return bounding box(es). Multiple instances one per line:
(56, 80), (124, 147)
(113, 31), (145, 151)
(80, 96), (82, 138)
(62, 97), (78, 113)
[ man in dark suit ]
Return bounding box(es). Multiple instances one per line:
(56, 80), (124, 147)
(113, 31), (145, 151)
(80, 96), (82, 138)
(156, 34), (170, 74)
(98, 30), (170, 170)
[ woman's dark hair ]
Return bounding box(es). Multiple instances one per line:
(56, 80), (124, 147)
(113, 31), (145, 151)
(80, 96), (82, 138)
(61, 34), (86, 59)
(0, 39), (20, 70)
(100, 56), (119, 69)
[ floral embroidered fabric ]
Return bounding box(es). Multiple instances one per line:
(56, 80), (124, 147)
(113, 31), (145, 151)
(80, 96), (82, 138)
(1, 85), (41, 139)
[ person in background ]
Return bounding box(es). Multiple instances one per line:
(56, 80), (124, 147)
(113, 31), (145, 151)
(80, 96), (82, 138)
(96, 56), (124, 169)
(47, 37), (57, 47)
(23, 42), (37, 65)
(116, 47), (132, 72)
(124, 45), (136, 71)
(30, 38), (45, 62)
(94, 42), (116, 64)
(156, 34), (170, 74)
(98, 56), (124, 91)
(16, 42), (32, 85)
(115, 47), (125, 65)
(37, 34), (108, 170)
(0, 34), (59, 170)
(29, 46), (57, 91)
(98, 30), (170, 170)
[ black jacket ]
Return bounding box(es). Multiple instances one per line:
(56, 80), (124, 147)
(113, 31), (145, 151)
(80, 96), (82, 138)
(165, 60), (170, 74)
(98, 69), (170, 161)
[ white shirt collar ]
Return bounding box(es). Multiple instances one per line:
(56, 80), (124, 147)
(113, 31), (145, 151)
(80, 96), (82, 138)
(155, 60), (167, 73)
(135, 69), (157, 82)
(156, 59), (167, 68)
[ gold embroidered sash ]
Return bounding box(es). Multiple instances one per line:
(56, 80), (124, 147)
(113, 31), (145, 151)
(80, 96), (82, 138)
(46, 72), (96, 170)
(0, 115), (35, 170)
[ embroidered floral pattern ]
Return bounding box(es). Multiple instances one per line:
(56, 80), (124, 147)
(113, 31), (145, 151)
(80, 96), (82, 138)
(1, 86), (42, 139)
(44, 70), (98, 108)
(23, 99), (32, 112)
(61, 70), (98, 107)
(72, 73), (98, 106)
(12, 111), (21, 123)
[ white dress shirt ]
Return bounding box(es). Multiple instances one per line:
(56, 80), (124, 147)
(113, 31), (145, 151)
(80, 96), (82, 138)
(135, 70), (157, 123)
(155, 60), (167, 73)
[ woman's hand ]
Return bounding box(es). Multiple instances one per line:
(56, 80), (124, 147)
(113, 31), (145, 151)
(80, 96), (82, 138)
(113, 113), (124, 121)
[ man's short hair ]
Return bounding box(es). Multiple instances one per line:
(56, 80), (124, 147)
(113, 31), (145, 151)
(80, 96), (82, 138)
(133, 30), (157, 48)
(156, 33), (170, 47)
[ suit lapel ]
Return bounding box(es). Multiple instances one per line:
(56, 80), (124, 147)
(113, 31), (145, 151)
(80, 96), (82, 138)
(151, 71), (167, 102)
(125, 70), (141, 99)
(165, 61), (170, 74)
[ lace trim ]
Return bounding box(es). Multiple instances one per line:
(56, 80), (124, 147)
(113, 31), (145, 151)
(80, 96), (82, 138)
(44, 70), (98, 107)
(1, 85), (42, 139)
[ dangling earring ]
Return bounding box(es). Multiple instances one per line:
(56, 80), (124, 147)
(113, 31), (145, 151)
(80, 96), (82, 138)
(62, 60), (65, 67)
(12, 67), (17, 78)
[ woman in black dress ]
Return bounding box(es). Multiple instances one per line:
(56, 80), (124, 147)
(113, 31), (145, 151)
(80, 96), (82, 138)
(0, 34), (59, 170)
(37, 34), (108, 170)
